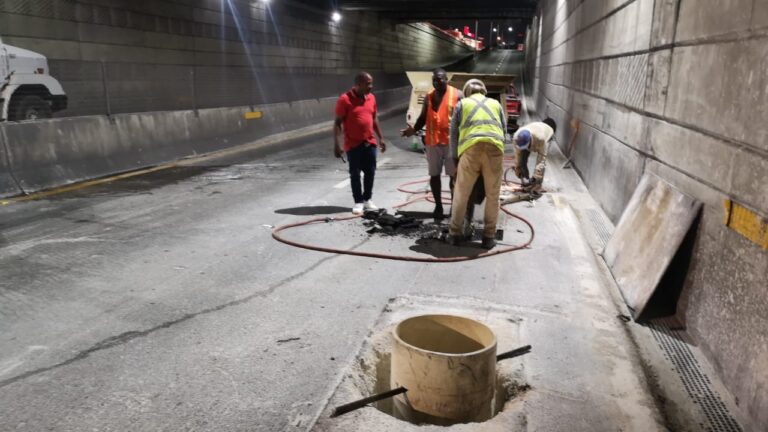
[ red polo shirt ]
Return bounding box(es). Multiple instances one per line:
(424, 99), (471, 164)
(335, 89), (377, 152)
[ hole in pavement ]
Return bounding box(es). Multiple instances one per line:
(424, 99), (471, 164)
(353, 316), (530, 427)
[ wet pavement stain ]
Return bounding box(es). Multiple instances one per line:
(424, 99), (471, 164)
(43, 166), (217, 200)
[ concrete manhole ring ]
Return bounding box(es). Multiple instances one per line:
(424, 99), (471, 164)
(313, 296), (532, 431)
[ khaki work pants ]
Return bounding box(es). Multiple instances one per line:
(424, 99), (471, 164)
(449, 142), (504, 238)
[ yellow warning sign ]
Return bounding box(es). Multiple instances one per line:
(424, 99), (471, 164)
(244, 111), (263, 120)
(723, 199), (768, 249)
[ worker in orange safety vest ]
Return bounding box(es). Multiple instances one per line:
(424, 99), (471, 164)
(401, 68), (463, 219)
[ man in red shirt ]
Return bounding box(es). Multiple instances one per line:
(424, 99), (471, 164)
(334, 72), (386, 215)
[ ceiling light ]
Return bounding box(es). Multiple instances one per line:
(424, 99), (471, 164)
(332, 11), (342, 22)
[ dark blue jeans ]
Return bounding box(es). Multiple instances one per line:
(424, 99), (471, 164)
(347, 143), (377, 203)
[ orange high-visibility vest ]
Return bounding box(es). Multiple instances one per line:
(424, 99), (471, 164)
(425, 85), (459, 146)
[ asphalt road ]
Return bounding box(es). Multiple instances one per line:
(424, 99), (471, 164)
(470, 48), (520, 74)
(0, 51), (672, 431)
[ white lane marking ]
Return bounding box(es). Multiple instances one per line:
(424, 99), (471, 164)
(333, 157), (391, 189)
(333, 179), (350, 189)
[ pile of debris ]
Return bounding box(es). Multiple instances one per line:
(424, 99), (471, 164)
(362, 209), (445, 239)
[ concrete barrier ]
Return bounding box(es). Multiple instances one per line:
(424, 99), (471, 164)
(0, 86), (410, 198)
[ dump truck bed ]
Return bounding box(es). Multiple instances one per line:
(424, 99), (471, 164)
(446, 73), (516, 94)
(404, 71), (517, 131)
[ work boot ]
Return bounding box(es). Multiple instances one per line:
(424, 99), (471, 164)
(481, 237), (496, 250)
(433, 204), (444, 220)
(446, 233), (462, 246)
(429, 176), (444, 219)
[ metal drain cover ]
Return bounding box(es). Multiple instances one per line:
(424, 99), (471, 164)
(647, 321), (743, 432)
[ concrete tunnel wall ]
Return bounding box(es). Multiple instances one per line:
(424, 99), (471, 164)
(0, 0), (473, 197)
(525, 0), (768, 429)
(0, 87), (410, 194)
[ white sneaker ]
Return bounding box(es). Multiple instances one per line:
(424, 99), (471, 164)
(363, 200), (378, 211)
(352, 203), (364, 214)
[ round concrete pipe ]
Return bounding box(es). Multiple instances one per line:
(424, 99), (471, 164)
(390, 314), (497, 425)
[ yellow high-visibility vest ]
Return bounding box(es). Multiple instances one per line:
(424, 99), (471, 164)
(457, 93), (505, 156)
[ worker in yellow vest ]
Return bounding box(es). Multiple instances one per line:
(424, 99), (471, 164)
(447, 79), (507, 249)
(401, 68), (463, 219)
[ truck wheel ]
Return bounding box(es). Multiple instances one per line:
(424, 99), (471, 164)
(9, 95), (52, 121)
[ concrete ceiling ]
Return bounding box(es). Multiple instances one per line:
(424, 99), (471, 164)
(303, 0), (538, 21)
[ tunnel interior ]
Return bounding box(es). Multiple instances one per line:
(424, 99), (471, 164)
(0, 0), (765, 431)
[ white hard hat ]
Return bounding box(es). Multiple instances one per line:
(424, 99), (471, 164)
(463, 79), (487, 96)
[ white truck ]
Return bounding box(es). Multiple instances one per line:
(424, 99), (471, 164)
(0, 35), (67, 121)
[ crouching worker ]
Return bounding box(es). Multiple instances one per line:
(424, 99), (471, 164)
(447, 79), (507, 250)
(513, 118), (557, 193)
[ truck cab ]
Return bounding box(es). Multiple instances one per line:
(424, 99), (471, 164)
(0, 35), (67, 121)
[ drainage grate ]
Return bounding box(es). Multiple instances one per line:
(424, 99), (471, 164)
(586, 209), (613, 248)
(646, 322), (743, 432)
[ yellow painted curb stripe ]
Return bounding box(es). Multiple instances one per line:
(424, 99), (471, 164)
(0, 127), (283, 205)
(244, 111), (263, 120)
(723, 199), (768, 249)
(1, 162), (178, 205)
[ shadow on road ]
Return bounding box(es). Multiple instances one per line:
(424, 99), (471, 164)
(409, 237), (484, 259)
(275, 206), (350, 215)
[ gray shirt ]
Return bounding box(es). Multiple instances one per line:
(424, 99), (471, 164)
(449, 95), (508, 160)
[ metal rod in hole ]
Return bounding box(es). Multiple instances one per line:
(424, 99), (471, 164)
(497, 345), (532, 361)
(330, 386), (407, 418)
